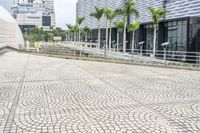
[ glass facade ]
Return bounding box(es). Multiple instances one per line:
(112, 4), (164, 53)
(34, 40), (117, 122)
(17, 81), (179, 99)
(142, 19), (188, 52)
(144, 25), (154, 51)
(87, 17), (199, 55)
(0, 0), (13, 14)
(164, 20), (188, 51)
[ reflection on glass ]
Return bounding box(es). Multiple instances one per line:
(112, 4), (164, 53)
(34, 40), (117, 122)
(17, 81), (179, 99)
(165, 20), (187, 51)
(145, 25), (153, 50)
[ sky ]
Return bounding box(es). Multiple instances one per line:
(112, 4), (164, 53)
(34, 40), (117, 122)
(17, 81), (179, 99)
(55, 0), (78, 30)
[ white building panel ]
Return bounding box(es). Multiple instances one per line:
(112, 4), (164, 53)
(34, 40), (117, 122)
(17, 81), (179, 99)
(0, 6), (24, 49)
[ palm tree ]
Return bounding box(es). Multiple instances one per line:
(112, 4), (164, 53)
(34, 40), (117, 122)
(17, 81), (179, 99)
(103, 7), (110, 50)
(104, 8), (119, 51)
(83, 26), (91, 42)
(128, 21), (140, 54)
(115, 20), (124, 52)
(77, 16), (85, 42)
(80, 28), (86, 42)
(148, 7), (167, 58)
(90, 7), (104, 49)
(116, 0), (139, 53)
(74, 25), (79, 41)
(66, 24), (73, 41)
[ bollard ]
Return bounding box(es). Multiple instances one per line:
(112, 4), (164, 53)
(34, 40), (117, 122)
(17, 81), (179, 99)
(198, 54), (200, 64)
(74, 51), (76, 56)
(131, 51), (133, 63)
(164, 49), (166, 68)
(161, 42), (169, 68)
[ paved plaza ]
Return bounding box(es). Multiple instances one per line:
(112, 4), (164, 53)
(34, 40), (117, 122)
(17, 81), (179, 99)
(0, 52), (200, 133)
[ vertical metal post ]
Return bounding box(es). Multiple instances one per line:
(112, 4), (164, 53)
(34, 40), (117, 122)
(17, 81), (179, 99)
(164, 48), (167, 67)
(102, 40), (106, 58)
(138, 41), (144, 56)
(74, 50), (76, 56)
(104, 45), (107, 58)
(131, 49), (133, 63)
(198, 54), (200, 64)
(161, 42), (169, 68)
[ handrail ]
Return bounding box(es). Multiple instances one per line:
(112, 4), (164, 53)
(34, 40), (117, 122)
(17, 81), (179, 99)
(34, 41), (200, 65)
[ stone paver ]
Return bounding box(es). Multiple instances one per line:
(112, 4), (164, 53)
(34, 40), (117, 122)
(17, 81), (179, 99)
(0, 52), (200, 133)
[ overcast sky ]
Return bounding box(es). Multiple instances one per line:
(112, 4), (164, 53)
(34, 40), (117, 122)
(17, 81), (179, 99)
(55, 0), (78, 30)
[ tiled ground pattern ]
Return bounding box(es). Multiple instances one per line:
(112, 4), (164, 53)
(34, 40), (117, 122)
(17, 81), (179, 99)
(0, 52), (200, 133)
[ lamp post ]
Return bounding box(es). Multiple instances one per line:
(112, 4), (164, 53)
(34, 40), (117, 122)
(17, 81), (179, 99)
(138, 41), (145, 56)
(111, 40), (116, 52)
(161, 42), (169, 67)
(102, 40), (107, 57)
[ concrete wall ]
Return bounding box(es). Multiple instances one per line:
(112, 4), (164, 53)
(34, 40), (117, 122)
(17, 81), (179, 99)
(0, 6), (24, 49)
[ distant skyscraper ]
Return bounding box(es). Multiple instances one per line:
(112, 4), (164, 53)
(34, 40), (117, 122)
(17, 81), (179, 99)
(0, 0), (14, 13)
(12, 0), (56, 32)
(45, 0), (54, 10)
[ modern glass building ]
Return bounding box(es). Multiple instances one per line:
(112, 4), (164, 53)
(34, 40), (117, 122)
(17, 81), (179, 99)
(77, 0), (200, 53)
(0, 0), (15, 14)
(11, 0), (56, 32)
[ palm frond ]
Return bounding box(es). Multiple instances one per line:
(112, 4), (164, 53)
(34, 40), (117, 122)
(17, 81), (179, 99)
(83, 26), (91, 33)
(104, 7), (119, 20)
(128, 21), (140, 32)
(148, 7), (167, 24)
(90, 7), (104, 20)
(77, 16), (85, 25)
(115, 20), (125, 30)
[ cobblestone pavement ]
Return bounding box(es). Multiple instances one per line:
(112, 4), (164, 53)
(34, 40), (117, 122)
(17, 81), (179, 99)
(0, 52), (200, 133)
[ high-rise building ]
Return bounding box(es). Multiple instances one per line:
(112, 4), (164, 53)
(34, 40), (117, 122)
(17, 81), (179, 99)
(0, 0), (15, 14)
(0, 5), (25, 49)
(77, 0), (200, 53)
(11, 0), (56, 32)
(45, 0), (54, 10)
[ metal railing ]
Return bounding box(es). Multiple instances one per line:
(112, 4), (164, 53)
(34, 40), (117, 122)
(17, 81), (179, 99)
(64, 41), (98, 48)
(123, 48), (200, 64)
(23, 41), (200, 70)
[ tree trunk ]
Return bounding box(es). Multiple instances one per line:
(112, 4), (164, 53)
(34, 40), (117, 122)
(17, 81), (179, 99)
(123, 17), (127, 53)
(98, 19), (101, 49)
(117, 30), (119, 52)
(106, 19), (108, 49)
(153, 24), (157, 58)
(109, 20), (112, 51)
(67, 34), (69, 41)
(74, 33), (76, 41)
(79, 28), (80, 42)
(85, 33), (87, 42)
(132, 31), (135, 55)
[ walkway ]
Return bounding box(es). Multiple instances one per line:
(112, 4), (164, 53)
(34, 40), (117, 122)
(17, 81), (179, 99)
(0, 52), (200, 133)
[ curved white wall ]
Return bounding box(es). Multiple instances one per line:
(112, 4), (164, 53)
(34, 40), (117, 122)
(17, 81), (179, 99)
(0, 5), (24, 49)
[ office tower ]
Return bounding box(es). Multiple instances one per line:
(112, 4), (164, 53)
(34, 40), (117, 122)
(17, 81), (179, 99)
(12, 0), (56, 32)
(0, 0), (15, 14)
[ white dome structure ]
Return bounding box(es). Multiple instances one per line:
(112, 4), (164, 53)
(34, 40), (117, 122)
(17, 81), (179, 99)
(0, 5), (24, 49)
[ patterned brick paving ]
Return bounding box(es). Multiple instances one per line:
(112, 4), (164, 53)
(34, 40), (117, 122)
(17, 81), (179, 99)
(0, 52), (200, 133)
